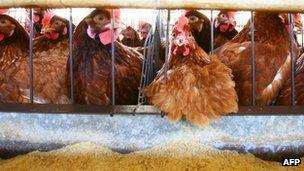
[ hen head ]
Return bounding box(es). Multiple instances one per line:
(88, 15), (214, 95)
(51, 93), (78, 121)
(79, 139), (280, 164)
(171, 15), (197, 57)
(121, 26), (137, 39)
(0, 15), (16, 43)
(185, 10), (207, 33)
(138, 22), (151, 39)
(25, 8), (46, 24)
(85, 9), (121, 45)
(41, 11), (71, 40)
(215, 11), (237, 32)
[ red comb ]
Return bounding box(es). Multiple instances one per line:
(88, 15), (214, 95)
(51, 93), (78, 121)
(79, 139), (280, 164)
(0, 9), (9, 14)
(227, 11), (236, 19)
(294, 13), (302, 22)
(42, 10), (55, 27)
(177, 15), (188, 31)
(183, 10), (190, 15)
(105, 9), (121, 23)
(139, 20), (146, 27)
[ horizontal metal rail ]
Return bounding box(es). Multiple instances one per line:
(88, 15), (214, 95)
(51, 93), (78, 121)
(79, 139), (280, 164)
(0, 0), (304, 12)
(0, 104), (304, 116)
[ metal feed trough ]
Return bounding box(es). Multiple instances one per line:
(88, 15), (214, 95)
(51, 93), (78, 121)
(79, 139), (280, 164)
(1, 0), (304, 162)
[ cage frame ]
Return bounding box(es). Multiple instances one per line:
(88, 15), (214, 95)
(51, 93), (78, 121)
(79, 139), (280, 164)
(0, 1), (304, 116)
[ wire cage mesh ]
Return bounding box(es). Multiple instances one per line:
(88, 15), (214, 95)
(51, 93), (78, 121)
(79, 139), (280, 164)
(1, 1), (304, 165)
(0, 4), (303, 115)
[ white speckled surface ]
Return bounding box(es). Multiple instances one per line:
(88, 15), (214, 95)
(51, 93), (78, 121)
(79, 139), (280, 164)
(0, 113), (304, 159)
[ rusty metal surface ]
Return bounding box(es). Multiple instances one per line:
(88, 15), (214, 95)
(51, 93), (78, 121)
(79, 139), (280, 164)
(0, 112), (304, 161)
(0, 104), (304, 115)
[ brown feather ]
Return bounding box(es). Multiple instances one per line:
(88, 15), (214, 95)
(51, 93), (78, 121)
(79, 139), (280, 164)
(69, 10), (143, 105)
(121, 26), (141, 47)
(0, 14), (29, 103)
(213, 12), (299, 106)
(276, 53), (304, 105)
(0, 14), (72, 104)
(145, 24), (238, 126)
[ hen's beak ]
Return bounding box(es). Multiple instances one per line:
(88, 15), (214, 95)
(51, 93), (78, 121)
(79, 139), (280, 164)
(41, 25), (55, 34)
(174, 36), (187, 47)
(218, 17), (227, 24)
(102, 21), (121, 32)
(172, 35), (191, 56)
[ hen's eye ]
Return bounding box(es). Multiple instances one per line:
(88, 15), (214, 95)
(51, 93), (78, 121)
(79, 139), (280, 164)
(0, 20), (6, 24)
(93, 14), (107, 24)
(172, 33), (176, 37)
(220, 14), (227, 18)
(188, 16), (199, 23)
(97, 15), (105, 21)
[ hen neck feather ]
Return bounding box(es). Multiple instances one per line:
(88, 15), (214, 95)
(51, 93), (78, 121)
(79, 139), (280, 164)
(0, 28), (29, 71)
(254, 13), (288, 43)
(232, 13), (288, 44)
(169, 47), (210, 68)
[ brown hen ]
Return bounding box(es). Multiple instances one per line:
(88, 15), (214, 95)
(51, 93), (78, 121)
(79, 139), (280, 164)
(69, 9), (142, 105)
(213, 12), (299, 106)
(276, 53), (304, 105)
(121, 26), (141, 47)
(25, 9), (50, 38)
(145, 15), (238, 126)
(0, 14), (29, 103)
(213, 11), (238, 49)
(185, 10), (211, 54)
(1, 12), (74, 103)
(138, 21), (152, 46)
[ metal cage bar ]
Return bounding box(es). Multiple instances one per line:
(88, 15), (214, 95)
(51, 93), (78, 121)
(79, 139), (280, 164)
(1, 8), (304, 117)
(288, 14), (296, 106)
(28, 8), (34, 103)
(164, 9), (170, 80)
(137, 30), (152, 104)
(210, 10), (214, 54)
(250, 11), (256, 106)
(301, 26), (304, 52)
(1, 0), (304, 12)
(68, 8), (74, 104)
(111, 9), (116, 108)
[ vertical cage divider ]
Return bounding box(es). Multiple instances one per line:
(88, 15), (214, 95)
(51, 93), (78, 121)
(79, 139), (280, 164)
(137, 31), (150, 104)
(137, 21), (155, 105)
(210, 10), (214, 54)
(288, 14), (295, 106)
(69, 8), (74, 104)
(164, 9), (170, 80)
(250, 11), (256, 106)
(111, 9), (116, 115)
(146, 31), (155, 89)
(301, 25), (303, 52)
(161, 9), (171, 118)
(29, 8), (34, 103)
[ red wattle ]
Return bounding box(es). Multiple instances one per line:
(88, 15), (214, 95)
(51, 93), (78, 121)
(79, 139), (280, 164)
(219, 24), (229, 33)
(173, 45), (190, 57)
(45, 31), (59, 40)
(173, 46), (178, 55)
(183, 47), (190, 56)
(98, 29), (119, 45)
(0, 33), (4, 42)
